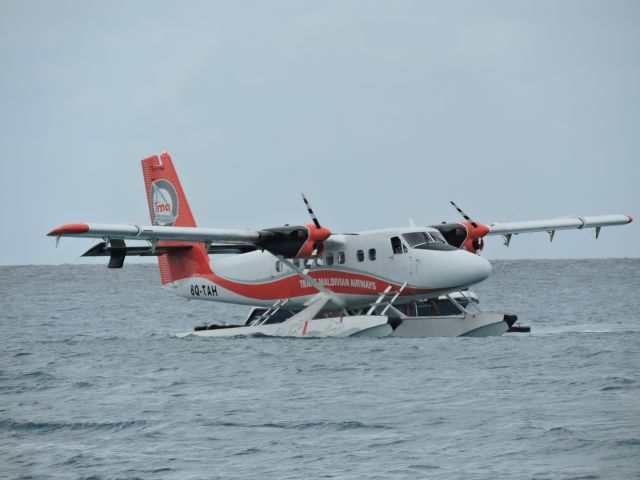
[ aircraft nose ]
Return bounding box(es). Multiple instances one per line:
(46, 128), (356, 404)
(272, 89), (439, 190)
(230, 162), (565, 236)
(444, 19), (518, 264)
(463, 251), (492, 285)
(412, 248), (492, 291)
(422, 249), (491, 288)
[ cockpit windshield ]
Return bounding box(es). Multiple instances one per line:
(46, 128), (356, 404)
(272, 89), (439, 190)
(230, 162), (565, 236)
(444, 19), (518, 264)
(430, 231), (448, 244)
(402, 231), (454, 251)
(403, 231), (441, 247)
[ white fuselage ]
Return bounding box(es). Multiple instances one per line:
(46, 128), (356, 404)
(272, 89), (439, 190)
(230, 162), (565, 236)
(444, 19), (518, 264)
(164, 227), (492, 310)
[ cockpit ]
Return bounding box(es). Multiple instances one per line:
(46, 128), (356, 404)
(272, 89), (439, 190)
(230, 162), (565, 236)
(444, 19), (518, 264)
(397, 231), (457, 251)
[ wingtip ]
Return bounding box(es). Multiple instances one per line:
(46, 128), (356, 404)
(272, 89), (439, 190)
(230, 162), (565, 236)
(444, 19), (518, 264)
(47, 223), (89, 236)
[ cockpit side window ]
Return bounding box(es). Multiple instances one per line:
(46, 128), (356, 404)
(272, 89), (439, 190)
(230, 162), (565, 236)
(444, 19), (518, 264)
(402, 231), (458, 251)
(391, 236), (403, 254)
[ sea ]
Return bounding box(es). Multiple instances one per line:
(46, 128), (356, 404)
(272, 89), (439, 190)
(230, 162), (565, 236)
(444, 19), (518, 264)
(1, 259), (639, 480)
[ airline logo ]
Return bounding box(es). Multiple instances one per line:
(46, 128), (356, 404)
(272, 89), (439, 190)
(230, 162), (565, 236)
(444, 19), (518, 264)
(151, 179), (179, 226)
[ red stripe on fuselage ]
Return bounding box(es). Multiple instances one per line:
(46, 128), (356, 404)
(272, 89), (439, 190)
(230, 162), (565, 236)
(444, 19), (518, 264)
(190, 269), (449, 301)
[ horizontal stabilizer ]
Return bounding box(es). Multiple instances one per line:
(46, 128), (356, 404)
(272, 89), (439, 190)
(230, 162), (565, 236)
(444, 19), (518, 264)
(82, 241), (256, 259)
(82, 241), (193, 258)
(205, 244), (258, 254)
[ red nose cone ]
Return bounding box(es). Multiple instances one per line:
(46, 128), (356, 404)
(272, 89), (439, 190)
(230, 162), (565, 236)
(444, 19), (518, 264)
(316, 227), (332, 241)
(47, 223), (90, 236)
(307, 224), (332, 241)
(461, 221), (490, 239)
(474, 223), (490, 237)
(627, 215), (634, 224)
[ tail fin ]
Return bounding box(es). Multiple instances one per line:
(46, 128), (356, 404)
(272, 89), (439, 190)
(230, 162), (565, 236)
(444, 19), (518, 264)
(141, 152), (212, 285)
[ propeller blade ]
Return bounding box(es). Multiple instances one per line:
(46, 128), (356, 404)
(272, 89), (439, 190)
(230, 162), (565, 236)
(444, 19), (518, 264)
(301, 193), (322, 229)
(450, 201), (478, 228)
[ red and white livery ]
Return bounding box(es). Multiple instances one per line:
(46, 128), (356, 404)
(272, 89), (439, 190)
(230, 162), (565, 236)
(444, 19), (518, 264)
(48, 152), (633, 338)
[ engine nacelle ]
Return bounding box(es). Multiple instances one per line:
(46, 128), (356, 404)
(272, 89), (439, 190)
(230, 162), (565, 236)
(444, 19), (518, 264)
(433, 221), (489, 254)
(461, 221), (490, 253)
(256, 224), (331, 259)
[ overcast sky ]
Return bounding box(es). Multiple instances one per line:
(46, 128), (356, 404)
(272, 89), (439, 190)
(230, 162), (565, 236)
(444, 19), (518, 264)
(1, 0), (638, 265)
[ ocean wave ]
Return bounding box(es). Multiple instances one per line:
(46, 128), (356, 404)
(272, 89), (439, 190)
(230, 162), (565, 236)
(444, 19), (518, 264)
(0, 419), (145, 433)
(615, 438), (640, 447)
(18, 371), (55, 380)
(600, 376), (637, 391)
(202, 419), (391, 431)
(533, 329), (639, 336)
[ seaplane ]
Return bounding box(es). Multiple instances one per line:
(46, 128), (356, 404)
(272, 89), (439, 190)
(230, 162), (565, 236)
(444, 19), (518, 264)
(48, 152), (633, 338)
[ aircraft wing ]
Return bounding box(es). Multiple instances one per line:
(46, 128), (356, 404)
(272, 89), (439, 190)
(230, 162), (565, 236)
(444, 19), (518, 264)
(47, 221), (328, 262)
(48, 223), (262, 243)
(440, 202), (633, 252)
(486, 214), (632, 236)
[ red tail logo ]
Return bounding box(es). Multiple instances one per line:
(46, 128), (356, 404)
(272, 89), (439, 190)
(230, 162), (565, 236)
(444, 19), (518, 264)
(151, 179), (179, 226)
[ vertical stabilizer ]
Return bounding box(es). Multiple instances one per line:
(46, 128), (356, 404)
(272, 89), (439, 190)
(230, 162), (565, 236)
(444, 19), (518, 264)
(141, 152), (212, 285)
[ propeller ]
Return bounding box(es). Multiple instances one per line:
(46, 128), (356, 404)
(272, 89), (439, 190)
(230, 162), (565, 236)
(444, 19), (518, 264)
(301, 193), (322, 229)
(299, 193), (332, 260)
(450, 201), (478, 228)
(449, 201), (489, 254)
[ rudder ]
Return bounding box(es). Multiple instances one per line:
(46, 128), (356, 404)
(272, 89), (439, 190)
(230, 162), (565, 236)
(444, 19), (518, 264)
(141, 152), (212, 285)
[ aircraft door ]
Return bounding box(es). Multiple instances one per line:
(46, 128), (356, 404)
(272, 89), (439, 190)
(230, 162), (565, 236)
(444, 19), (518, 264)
(389, 236), (415, 279)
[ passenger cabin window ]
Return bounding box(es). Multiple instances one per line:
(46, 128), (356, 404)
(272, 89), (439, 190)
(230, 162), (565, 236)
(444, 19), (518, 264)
(338, 251), (346, 264)
(315, 257), (323, 267)
(369, 248), (376, 261)
(357, 250), (364, 262)
(326, 253), (334, 265)
(391, 236), (404, 254)
(275, 260), (283, 272)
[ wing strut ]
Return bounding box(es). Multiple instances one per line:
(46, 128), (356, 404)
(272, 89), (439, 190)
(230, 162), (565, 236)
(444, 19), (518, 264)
(380, 282), (408, 315)
(366, 282), (408, 315)
(250, 299), (290, 326)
